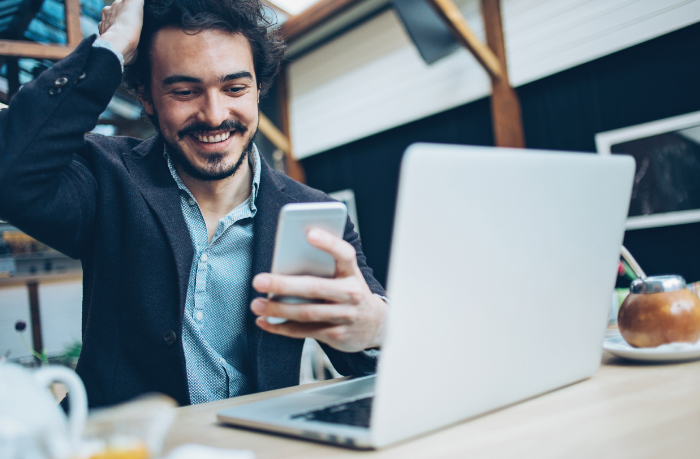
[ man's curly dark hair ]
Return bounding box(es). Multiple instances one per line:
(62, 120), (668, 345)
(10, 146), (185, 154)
(124, 0), (285, 105)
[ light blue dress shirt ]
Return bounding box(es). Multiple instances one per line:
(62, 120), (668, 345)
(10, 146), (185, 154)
(165, 145), (261, 404)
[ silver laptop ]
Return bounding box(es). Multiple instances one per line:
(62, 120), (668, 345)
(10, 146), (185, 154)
(218, 144), (635, 449)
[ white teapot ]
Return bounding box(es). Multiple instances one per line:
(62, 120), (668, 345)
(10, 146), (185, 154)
(0, 362), (87, 459)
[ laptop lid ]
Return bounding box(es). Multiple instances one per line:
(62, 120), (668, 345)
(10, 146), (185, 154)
(369, 144), (634, 447)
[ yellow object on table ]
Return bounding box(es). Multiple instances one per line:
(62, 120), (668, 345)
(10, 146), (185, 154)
(89, 443), (149, 459)
(84, 395), (176, 459)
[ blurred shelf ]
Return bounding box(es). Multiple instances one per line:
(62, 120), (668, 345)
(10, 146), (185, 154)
(0, 270), (82, 288)
(0, 223), (81, 277)
(1, 251), (63, 260)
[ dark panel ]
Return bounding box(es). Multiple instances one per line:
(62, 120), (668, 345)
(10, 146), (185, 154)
(393, 0), (459, 64)
(519, 22), (700, 153)
(623, 222), (700, 281)
(302, 98), (493, 287)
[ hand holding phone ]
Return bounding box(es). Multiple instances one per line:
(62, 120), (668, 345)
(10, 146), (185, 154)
(250, 206), (387, 352)
(266, 202), (348, 324)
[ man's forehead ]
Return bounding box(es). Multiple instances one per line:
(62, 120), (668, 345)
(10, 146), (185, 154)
(149, 27), (255, 80)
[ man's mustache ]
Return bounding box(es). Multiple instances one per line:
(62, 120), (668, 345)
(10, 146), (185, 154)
(177, 119), (248, 140)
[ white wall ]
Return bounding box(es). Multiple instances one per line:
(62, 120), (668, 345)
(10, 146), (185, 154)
(39, 282), (83, 355)
(0, 280), (82, 360)
(0, 286), (33, 360)
(288, 0), (700, 158)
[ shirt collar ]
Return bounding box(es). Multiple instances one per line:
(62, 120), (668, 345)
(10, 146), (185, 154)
(163, 143), (261, 213)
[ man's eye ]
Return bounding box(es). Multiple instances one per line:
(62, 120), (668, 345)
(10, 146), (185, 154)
(227, 87), (245, 94)
(175, 91), (192, 96)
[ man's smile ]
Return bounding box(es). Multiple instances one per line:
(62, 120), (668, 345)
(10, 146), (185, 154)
(178, 119), (249, 152)
(194, 131), (233, 143)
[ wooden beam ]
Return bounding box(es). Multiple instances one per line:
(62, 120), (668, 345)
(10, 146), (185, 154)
(0, 0), (81, 61)
(259, 112), (291, 155)
(258, 109), (306, 183)
(481, 0), (524, 148)
(426, 0), (503, 81)
(0, 40), (73, 60)
(0, 0), (46, 69)
(277, 65), (305, 183)
(64, 0), (83, 47)
(280, 0), (362, 43)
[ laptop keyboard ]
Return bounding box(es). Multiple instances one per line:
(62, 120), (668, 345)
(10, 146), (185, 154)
(291, 396), (374, 428)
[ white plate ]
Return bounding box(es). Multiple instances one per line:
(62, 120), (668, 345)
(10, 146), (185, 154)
(603, 335), (700, 362)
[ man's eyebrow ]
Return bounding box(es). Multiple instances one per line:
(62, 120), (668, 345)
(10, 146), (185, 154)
(162, 75), (202, 86)
(220, 71), (253, 83)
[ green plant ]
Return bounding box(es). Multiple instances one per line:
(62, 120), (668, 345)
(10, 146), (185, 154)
(14, 320), (48, 366)
(57, 341), (82, 368)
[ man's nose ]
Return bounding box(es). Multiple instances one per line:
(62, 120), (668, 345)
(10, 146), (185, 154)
(197, 91), (230, 128)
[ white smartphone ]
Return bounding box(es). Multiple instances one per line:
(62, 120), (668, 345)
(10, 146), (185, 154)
(266, 202), (348, 324)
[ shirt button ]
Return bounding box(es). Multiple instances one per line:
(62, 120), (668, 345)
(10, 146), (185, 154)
(77, 72), (86, 81)
(188, 198), (195, 206)
(195, 310), (203, 321)
(54, 77), (68, 87)
(48, 87), (61, 96)
(200, 253), (208, 262)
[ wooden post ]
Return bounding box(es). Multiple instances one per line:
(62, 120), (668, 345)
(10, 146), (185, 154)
(277, 65), (306, 184)
(27, 280), (43, 361)
(280, 0), (361, 43)
(6, 58), (20, 101)
(64, 0), (83, 47)
(426, 0), (524, 148)
(481, 0), (525, 148)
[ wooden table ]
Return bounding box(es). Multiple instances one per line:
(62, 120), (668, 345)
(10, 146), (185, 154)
(163, 353), (700, 458)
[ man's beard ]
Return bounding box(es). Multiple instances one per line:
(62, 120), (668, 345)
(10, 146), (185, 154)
(164, 117), (256, 182)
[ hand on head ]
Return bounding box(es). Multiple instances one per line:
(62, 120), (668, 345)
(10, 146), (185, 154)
(98, 0), (144, 65)
(251, 229), (387, 353)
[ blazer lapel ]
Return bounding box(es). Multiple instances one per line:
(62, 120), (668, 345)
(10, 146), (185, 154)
(249, 159), (305, 392)
(122, 135), (194, 322)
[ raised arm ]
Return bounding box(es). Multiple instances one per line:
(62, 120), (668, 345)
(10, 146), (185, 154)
(0, 0), (144, 259)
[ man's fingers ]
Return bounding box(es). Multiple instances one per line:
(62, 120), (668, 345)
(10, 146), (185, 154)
(255, 316), (348, 343)
(99, 6), (109, 34)
(251, 298), (354, 324)
(253, 274), (364, 304)
(255, 316), (327, 339)
(306, 228), (359, 276)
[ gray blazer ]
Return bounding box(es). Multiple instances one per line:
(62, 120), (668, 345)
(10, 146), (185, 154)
(0, 36), (384, 408)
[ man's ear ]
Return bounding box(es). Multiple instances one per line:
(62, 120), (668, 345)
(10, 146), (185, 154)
(137, 86), (155, 115)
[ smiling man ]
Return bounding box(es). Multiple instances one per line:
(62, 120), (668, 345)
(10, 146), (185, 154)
(0, 0), (386, 408)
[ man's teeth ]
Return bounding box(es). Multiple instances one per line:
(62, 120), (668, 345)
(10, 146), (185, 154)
(195, 132), (232, 143)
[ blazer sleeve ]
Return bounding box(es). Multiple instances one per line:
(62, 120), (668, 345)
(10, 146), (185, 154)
(0, 36), (123, 259)
(319, 215), (385, 376)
